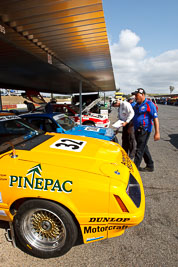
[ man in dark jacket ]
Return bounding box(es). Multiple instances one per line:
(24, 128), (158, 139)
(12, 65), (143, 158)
(24, 101), (35, 112)
(45, 98), (57, 113)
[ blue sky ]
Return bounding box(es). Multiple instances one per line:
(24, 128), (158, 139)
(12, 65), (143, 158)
(103, 0), (178, 94)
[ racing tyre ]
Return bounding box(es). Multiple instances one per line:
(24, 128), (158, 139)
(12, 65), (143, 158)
(14, 199), (78, 258)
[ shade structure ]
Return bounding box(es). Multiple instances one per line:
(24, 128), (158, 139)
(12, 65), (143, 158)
(0, 0), (116, 94)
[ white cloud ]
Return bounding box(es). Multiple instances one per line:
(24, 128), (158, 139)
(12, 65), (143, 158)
(110, 29), (178, 94)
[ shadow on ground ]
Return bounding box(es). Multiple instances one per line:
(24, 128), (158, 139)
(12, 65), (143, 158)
(0, 220), (9, 229)
(169, 134), (178, 149)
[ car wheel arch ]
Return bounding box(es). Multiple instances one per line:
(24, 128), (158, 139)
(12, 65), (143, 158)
(10, 197), (83, 244)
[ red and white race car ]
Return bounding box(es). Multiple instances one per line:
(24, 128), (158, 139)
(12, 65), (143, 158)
(52, 104), (110, 128)
(22, 90), (110, 128)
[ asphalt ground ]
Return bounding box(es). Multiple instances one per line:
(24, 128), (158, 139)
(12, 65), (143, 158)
(0, 104), (178, 267)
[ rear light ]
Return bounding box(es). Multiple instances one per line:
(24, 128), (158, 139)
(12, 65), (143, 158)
(114, 195), (129, 212)
(126, 174), (141, 208)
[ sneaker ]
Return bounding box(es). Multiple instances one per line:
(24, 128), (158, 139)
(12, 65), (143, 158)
(139, 167), (154, 172)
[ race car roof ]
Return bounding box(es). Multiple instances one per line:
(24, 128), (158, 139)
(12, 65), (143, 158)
(21, 112), (64, 119)
(0, 0), (116, 94)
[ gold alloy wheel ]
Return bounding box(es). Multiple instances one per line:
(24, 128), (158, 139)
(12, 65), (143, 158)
(22, 208), (66, 251)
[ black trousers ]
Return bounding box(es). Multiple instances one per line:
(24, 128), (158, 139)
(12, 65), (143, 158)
(134, 129), (154, 169)
(122, 124), (136, 159)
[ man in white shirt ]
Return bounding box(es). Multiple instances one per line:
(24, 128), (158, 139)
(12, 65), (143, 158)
(114, 99), (135, 159)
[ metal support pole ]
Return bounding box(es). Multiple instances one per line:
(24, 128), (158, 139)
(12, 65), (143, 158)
(79, 80), (82, 125)
(104, 92), (106, 105)
(0, 90), (2, 110)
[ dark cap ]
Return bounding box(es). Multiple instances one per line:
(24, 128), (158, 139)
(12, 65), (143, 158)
(131, 88), (146, 95)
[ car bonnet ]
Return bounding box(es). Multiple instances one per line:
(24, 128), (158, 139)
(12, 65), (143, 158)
(16, 133), (126, 176)
(67, 125), (114, 140)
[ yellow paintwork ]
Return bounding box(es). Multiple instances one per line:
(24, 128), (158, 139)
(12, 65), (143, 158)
(0, 132), (145, 244)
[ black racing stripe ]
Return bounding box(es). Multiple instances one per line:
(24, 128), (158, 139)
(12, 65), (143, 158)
(15, 134), (54, 151)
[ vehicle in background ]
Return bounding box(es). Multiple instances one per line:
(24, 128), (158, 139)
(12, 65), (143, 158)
(21, 90), (110, 125)
(0, 89), (8, 96)
(9, 90), (22, 96)
(167, 97), (178, 106)
(0, 112), (145, 258)
(154, 95), (178, 106)
(155, 97), (167, 105)
(21, 112), (118, 142)
(72, 92), (99, 106)
(48, 103), (110, 128)
(115, 91), (124, 101)
(72, 92), (111, 115)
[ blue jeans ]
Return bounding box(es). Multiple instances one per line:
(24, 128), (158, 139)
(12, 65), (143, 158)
(134, 128), (154, 169)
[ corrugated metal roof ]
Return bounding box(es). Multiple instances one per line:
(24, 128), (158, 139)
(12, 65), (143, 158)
(0, 0), (115, 94)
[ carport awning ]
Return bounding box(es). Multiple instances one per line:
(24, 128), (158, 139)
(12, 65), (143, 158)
(0, 0), (116, 94)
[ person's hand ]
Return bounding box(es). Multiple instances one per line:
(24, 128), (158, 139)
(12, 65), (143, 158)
(122, 122), (127, 127)
(154, 132), (160, 141)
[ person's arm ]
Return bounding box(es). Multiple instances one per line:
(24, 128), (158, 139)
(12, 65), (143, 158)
(122, 103), (134, 126)
(149, 101), (160, 141)
(153, 117), (160, 141)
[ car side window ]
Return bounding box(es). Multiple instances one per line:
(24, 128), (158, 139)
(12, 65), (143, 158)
(3, 120), (27, 134)
(64, 108), (74, 116)
(44, 118), (57, 132)
(27, 118), (45, 130)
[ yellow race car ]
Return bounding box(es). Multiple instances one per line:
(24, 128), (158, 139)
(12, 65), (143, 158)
(0, 112), (145, 258)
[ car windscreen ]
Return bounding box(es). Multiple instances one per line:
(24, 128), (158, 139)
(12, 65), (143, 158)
(53, 114), (75, 131)
(68, 105), (79, 113)
(0, 116), (44, 154)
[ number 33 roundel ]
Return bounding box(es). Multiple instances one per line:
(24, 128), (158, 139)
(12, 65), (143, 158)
(50, 138), (87, 152)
